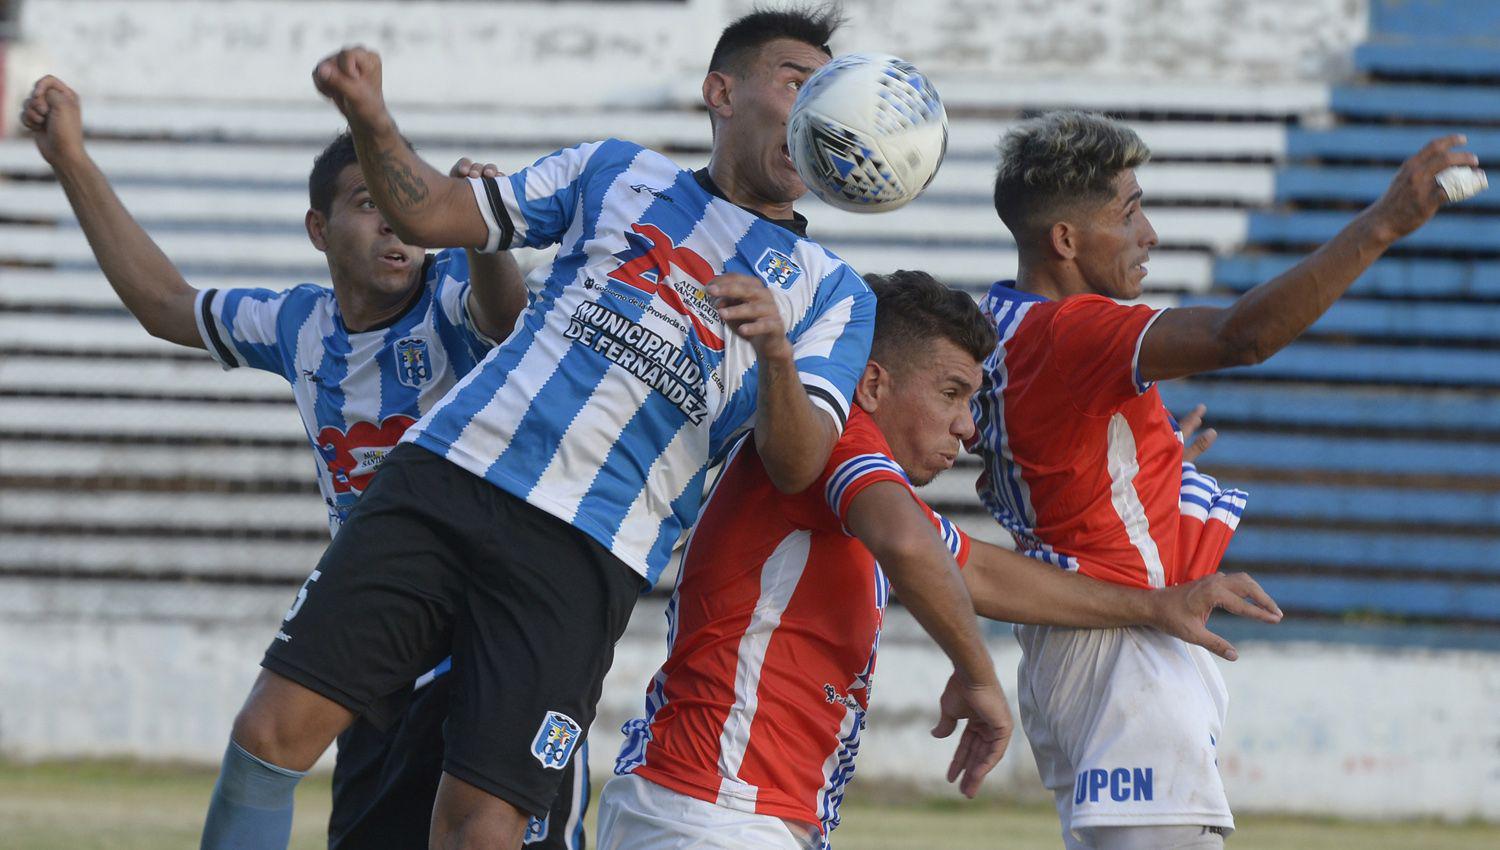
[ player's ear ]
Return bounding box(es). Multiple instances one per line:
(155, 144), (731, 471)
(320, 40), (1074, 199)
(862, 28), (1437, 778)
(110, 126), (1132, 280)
(703, 71), (734, 122)
(305, 208), (329, 253)
(853, 360), (887, 412)
(1049, 220), (1077, 261)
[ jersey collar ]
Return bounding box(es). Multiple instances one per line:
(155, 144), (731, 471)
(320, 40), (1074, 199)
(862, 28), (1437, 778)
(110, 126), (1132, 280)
(987, 279), (1052, 304)
(693, 169), (810, 237)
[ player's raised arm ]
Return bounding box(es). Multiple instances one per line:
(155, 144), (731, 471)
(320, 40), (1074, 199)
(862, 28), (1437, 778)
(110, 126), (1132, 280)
(1138, 135), (1482, 383)
(19, 76), (203, 348)
(962, 541), (1282, 661)
(313, 47), (489, 250)
(449, 158), (529, 340)
(711, 273), (840, 493)
(844, 481), (1012, 797)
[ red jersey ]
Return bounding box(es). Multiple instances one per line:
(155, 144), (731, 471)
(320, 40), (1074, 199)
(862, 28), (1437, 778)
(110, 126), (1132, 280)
(967, 283), (1246, 589)
(613, 408), (970, 840)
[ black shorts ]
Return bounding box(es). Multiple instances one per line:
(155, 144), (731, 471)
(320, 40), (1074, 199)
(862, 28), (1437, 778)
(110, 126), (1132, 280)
(327, 672), (591, 850)
(264, 443), (642, 817)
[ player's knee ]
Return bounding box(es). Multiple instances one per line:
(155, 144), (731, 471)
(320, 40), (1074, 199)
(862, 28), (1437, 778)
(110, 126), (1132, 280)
(430, 773), (531, 850)
(229, 671), (352, 771)
(229, 703), (304, 770)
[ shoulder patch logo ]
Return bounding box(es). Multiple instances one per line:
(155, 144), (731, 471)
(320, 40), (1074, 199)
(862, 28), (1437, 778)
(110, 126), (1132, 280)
(394, 336), (433, 388)
(530, 710), (582, 770)
(755, 248), (803, 290)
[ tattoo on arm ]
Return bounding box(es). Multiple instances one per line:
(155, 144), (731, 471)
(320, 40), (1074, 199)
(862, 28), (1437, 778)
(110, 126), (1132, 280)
(375, 146), (429, 210)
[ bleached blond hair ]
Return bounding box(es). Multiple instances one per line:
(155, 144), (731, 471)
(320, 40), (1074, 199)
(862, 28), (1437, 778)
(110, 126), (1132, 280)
(993, 111), (1151, 247)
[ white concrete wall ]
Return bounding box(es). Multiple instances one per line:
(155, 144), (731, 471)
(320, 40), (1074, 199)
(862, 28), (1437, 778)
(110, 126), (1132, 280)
(3, 579), (1496, 821)
(836, 0), (1368, 82)
(12, 0), (1367, 112)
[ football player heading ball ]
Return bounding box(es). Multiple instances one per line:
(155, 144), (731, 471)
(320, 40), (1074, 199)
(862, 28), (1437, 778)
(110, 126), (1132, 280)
(198, 6), (1014, 850)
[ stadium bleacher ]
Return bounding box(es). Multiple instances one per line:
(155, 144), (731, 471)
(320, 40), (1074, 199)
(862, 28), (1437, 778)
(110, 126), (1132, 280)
(1, 4), (1497, 630)
(1170, 3), (1500, 626)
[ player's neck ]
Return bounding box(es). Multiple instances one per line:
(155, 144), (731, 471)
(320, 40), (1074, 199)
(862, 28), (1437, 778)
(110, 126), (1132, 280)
(1015, 258), (1092, 302)
(706, 155), (795, 221)
(332, 273), (422, 333)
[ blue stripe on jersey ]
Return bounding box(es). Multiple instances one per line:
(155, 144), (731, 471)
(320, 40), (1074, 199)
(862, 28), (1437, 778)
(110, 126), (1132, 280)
(639, 465), (708, 585)
(785, 258), (873, 416)
(414, 280), (560, 452)
(817, 636), (875, 841)
(1180, 491), (1213, 510)
(935, 513), (962, 557)
(412, 152), (623, 453)
(375, 286), (434, 420)
(825, 454), (907, 515)
(975, 296), (1038, 539)
(314, 314), (352, 432)
(571, 751), (589, 850)
(216, 287), (296, 377)
(494, 167), (694, 502)
(710, 256), (870, 451)
(510, 142), (600, 249)
(277, 287), (324, 378)
(430, 252), (485, 368)
(1022, 547), (1081, 571)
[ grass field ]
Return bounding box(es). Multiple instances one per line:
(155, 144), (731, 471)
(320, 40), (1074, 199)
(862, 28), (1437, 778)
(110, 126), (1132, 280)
(3, 760), (1497, 849)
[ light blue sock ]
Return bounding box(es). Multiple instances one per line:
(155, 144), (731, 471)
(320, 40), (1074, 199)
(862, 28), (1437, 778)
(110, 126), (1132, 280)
(200, 739), (306, 850)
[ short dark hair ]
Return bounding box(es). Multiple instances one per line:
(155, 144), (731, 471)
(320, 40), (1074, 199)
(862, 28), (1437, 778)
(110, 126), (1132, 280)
(992, 110), (1151, 249)
(863, 270), (996, 371)
(708, 4), (843, 76)
(308, 131), (359, 217)
(308, 130), (419, 217)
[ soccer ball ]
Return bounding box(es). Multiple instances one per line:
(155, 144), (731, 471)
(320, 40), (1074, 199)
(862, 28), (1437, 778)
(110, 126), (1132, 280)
(787, 53), (948, 213)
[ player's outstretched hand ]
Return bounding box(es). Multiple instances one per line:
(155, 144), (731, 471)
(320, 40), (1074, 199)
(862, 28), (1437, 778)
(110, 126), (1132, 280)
(1178, 403), (1217, 463)
(20, 76), (86, 168)
(1369, 135), (1482, 242)
(1150, 572), (1283, 662)
(931, 673), (1013, 798)
(313, 46), (388, 128)
(708, 273), (793, 361)
(450, 158), (501, 180)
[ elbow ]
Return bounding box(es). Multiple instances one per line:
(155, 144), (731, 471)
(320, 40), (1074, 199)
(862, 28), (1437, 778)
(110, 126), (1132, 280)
(869, 538), (926, 578)
(1215, 324), (1274, 369)
(1222, 340), (1268, 369)
(145, 323), (176, 343)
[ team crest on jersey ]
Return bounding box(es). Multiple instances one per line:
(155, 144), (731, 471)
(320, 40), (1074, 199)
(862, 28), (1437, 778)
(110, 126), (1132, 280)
(531, 710), (581, 770)
(393, 336), (433, 388)
(754, 248), (802, 290)
(523, 814), (549, 844)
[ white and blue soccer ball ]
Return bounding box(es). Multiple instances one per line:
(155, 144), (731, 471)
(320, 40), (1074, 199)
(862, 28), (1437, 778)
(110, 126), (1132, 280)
(787, 52), (948, 213)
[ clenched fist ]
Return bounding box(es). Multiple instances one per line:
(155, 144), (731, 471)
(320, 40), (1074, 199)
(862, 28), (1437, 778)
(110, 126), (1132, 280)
(20, 75), (87, 168)
(313, 46), (388, 128)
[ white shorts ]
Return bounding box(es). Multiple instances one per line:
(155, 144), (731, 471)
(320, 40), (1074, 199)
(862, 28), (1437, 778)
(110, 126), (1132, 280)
(1015, 624), (1234, 840)
(595, 773), (820, 850)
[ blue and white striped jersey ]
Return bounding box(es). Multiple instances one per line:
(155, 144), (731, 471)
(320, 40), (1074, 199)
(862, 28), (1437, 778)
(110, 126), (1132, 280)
(195, 249), (494, 534)
(403, 139), (876, 585)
